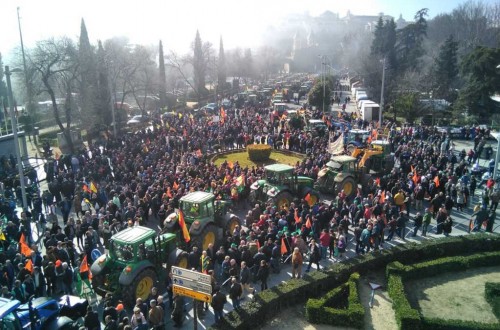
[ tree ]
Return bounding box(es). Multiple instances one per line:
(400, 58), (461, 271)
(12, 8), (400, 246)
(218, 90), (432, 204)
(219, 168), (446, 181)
(96, 40), (112, 129)
(458, 46), (500, 120)
(397, 8), (429, 73)
(127, 45), (158, 115)
(432, 35), (459, 101)
(193, 30), (207, 103)
(242, 48), (254, 80)
(29, 38), (79, 152)
(0, 53), (8, 124)
(158, 40), (167, 109)
(217, 36), (226, 96)
(78, 18), (99, 138)
(308, 76), (332, 112)
(392, 92), (427, 124)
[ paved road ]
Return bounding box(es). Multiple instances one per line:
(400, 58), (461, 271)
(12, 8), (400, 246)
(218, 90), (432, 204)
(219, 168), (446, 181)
(16, 104), (500, 330)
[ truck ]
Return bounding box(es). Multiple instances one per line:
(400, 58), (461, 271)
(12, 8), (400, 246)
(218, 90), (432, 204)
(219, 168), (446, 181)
(249, 164), (320, 210)
(360, 102), (380, 122)
(163, 191), (241, 250)
(91, 226), (188, 306)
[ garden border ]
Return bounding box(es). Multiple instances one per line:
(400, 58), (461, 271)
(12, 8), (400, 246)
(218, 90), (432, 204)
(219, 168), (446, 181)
(209, 234), (500, 330)
(386, 251), (500, 329)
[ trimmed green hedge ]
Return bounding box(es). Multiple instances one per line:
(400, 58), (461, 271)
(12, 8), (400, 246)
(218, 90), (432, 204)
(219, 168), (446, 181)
(305, 273), (364, 328)
(210, 234), (500, 330)
(386, 251), (500, 330)
(485, 282), (500, 320)
(247, 144), (272, 161)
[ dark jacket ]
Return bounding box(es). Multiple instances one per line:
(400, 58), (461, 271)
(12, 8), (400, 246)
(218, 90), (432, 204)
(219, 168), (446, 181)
(211, 291), (227, 311)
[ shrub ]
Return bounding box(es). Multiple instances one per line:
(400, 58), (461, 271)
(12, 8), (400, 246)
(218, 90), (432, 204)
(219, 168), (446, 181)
(485, 282), (500, 320)
(247, 144), (272, 161)
(208, 234), (500, 330)
(386, 251), (500, 330)
(305, 273), (364, 329)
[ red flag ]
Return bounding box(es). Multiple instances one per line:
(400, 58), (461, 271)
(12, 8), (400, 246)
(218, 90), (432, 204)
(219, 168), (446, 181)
(25, 260), (33, 274)
(304, 193), (312, 204)
(178, 210), (191, 243)
(434, 176), (440, 188)
(305, 216), (312, 229)
(82, 184), (91, 193)
(294, 209), (301, 224)
(375, 178), (381, 186)
(19, 233), (33, 257)
(281, 237), (288, 255)
(80, 255), (92, 280)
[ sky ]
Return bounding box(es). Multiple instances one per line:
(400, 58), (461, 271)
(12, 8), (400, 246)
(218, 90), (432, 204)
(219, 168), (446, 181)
(0, 0), (494, 63)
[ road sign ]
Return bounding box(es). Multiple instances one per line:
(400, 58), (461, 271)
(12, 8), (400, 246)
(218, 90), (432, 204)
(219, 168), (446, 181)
(172, 276), (212, 295)
(171, 266), (211, 285)
(173, 285), (212, 303)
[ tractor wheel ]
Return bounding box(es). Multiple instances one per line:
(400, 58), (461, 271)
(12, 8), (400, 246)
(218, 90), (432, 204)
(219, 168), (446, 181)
(273, 191), (293, 211)
(91, 273), (106, 297)
(174, 249), (189, 269)
(339, 177), (356, 199)
(193, 224), (219, 251)
(226, 216), (241, 236)
(123, 268), (157, 307)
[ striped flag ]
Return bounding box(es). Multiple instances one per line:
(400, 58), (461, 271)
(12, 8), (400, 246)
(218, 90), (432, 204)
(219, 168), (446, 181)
(178, 210), (190, 243)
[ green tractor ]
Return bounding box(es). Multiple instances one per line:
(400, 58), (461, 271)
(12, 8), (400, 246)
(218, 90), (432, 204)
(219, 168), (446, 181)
(90, 226), (188, 307)
(315, 155), (373, 199)
(249, 163), (320, 210)
(163, 191), (241, 251)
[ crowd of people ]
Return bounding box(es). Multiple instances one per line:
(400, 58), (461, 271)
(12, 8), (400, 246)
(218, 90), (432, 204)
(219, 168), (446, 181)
(0, 90), (498, 328)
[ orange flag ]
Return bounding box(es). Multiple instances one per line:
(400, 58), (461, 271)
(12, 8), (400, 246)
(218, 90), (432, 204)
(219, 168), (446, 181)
(305, 216), (312, 229)
(412, 172), (419, 185)
(256, 239), (260, 250)
(178, 210), (191, 243)
(25, 259), (33, 274)
(227, 161), (234, 169)
(173, 181), (180, 190)
(80, 255), (92, 280)
(304, 193), (312, 205)
(434, 176), (440, 188)
(281, 237), (288, 255)
(166, 187), (173, 198)
(379, 191), (386, 204)
(410, 165), (415, 173)
(294, 209), (301, 224)
(19, 233), (33, 257)
(82, 184), (91, 194)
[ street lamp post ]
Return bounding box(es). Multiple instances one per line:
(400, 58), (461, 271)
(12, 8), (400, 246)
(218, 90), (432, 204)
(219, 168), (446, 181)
(5, 66), (28, 210)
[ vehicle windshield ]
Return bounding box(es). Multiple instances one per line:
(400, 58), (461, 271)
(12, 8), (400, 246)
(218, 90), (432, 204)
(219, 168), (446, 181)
(328, 161), (342, 170)
(266, 171), (279, 184)
(183, 202), (201, 217)
(111, 241), (134, 261)
(1, 313), (18, 330)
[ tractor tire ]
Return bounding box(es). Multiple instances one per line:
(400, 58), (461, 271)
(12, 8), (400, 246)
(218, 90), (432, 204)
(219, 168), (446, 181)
(91, 273), (106, 297)
(226, 215), (241, 236)
(192, 224), (219, 251)
(273, 191), (293, 211)
(123, 268), (157, 307)
(169, 248), (189, 269)
(339, 177), (356, 199)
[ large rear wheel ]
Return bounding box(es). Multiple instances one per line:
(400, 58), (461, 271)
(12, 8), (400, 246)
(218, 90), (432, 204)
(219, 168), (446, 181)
(226, 216), (241, 236)
(339, 177), (356, 199)
(273, 191), (293, 211)
(123, 268), (157, 307)
(192, 224), (219, 251)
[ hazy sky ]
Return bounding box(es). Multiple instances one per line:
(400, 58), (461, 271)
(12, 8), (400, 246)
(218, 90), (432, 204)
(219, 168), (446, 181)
(0, 0), (492, 62)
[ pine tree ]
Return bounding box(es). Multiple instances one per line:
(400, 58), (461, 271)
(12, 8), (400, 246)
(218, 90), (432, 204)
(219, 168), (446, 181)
(0, 53), (8, 122)
(217, 36), (226, 96)
(193, 30), (207, 103)
(96, 40), (112, 129)
(433, 35), (459, 101)
(78, 18), (99, 137)
(158, 40), (167, 109)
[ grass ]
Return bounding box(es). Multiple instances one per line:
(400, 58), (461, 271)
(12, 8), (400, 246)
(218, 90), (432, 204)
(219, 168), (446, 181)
(213, 150), (304, 168)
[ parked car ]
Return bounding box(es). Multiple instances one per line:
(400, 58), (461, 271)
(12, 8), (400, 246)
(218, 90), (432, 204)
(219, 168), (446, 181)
(127, 115), (150, 126)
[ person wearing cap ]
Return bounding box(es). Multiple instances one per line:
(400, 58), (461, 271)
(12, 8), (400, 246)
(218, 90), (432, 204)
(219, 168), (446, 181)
(130, 306), (147, 329)
(115, 302), (127, 323)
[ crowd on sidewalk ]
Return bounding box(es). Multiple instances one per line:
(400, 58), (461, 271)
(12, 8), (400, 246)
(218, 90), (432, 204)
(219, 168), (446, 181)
(0, 93), (498, 328)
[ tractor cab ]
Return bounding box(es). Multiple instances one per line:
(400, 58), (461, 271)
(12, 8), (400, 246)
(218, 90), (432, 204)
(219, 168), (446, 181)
(179, 191), (216, 221)
(107, 226), (158, 264)
(316, 155), (363, 198)
(347, 129), (370, 146)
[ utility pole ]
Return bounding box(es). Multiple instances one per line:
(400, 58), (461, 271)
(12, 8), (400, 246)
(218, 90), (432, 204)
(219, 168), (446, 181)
(17, 7), (34, 140)
(379, 57), (386, 128)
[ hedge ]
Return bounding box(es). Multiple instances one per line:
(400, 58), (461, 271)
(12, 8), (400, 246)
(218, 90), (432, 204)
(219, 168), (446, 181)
(210, 234), (500, 330)
(247, 144), (272, 161)
(386, 251), (500, 330)
(305, 273), (364, 328)
(485, 282), (500, 320)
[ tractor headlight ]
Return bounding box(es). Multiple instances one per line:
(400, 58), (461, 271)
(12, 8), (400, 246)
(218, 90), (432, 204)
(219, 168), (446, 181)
(124, 266), (132, 274)
(98, 255), (106, 265)
(191, 220), (201, 230)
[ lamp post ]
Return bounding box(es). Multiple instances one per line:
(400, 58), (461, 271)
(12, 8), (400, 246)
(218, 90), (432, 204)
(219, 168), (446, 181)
(5, 66), (28, 210)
